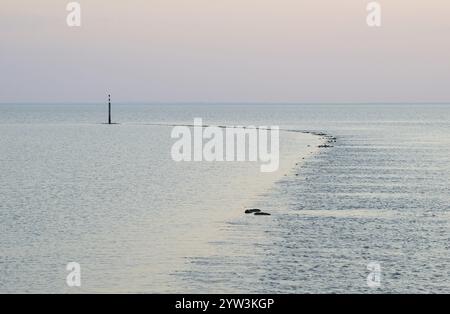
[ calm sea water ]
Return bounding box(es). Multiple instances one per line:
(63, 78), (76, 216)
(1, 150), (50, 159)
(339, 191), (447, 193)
(0, 104), (449, 293)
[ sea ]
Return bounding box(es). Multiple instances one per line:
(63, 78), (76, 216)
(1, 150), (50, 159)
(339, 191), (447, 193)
(0, 103), (449, 293)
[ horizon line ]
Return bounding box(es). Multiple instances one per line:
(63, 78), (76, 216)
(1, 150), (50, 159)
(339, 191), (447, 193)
(1, 101), (450, 106)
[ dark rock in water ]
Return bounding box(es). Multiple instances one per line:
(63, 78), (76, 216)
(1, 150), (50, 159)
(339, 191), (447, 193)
(254, 212), (271, 216)
(245, 209), (261, 214)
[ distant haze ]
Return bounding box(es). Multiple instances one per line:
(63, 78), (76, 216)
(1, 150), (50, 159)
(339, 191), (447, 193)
(1, 0), (450, 103)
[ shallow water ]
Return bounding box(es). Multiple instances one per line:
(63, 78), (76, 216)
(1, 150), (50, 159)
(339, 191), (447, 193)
(0, 104), (449, 293)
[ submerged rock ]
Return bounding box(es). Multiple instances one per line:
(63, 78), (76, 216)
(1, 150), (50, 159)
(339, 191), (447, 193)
(245, 209), (261, 214)
(254, 212), (271, 216)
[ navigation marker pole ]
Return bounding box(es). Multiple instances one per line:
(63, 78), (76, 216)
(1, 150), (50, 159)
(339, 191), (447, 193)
(108, 94), (112, 125)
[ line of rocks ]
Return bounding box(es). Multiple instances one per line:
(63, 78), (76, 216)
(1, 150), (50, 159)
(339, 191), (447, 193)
(309, 132), (337, 148)
(243, 131), (336, 217)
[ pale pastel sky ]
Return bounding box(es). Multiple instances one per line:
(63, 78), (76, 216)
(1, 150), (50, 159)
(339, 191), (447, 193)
(1, 0), (449, 103)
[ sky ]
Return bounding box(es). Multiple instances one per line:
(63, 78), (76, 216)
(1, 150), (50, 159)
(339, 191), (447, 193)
(1, 0), (450, 103)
